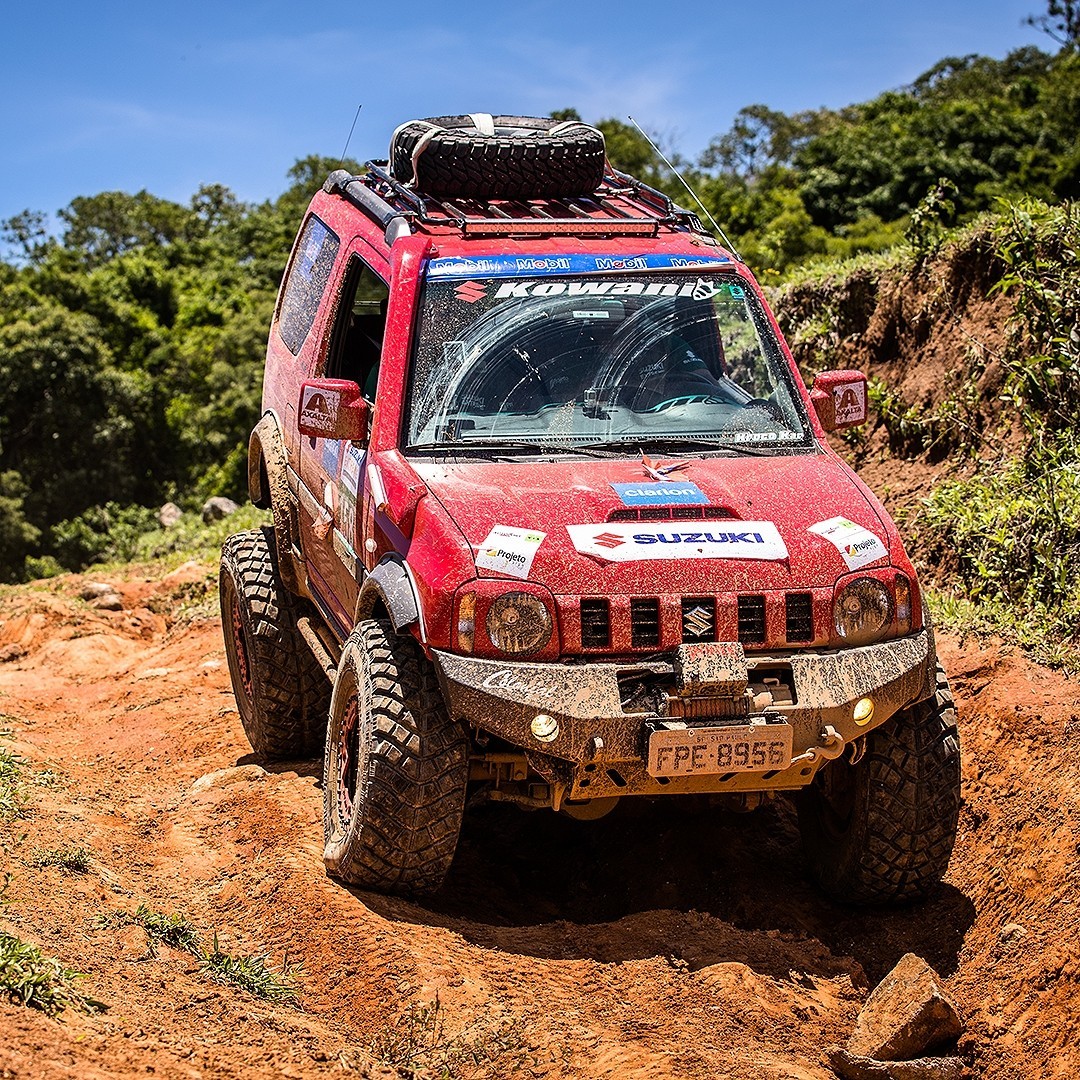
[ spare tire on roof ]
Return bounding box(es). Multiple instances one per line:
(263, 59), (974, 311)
(389, 114), (606, 201)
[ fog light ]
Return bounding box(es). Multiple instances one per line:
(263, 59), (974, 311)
(853, 697), (875, 726)
(531, 714), (559, 742)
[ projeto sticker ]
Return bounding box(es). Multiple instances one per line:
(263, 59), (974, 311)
(475, 526), (546, 579)
(808, 517), (887, 570)
(567, 522), (788, 562)
(611, 480), (708, 506)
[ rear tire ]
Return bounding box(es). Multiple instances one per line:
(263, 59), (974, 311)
(219, 527), (330, 758)
(797, 660), (960, 904)
(323, 620), (468, 896)
(390, 114), (606, 200)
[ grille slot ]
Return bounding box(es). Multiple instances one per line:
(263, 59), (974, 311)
(580, 598), (611, 648)
(607, 507), (734, 522)
(681, 597), (717, 642)
(630, 598), (661, 648)
(786, 593), (814, 642)
(737, 595), (766, 644)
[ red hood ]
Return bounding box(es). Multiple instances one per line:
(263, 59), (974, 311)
(412, 452), (893, 594)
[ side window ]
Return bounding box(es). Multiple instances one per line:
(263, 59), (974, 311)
(277, 215), (340, 355)
(324, 256), (390, 402)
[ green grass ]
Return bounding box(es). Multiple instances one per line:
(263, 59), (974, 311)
(0, 731), (28, 822)
(0, 931), (103, 1016)
(199, 933), (298, 1004)
(29, 846), (92, 874)
(368, 996), (530, 1078)
(97, 904), (298, 1003)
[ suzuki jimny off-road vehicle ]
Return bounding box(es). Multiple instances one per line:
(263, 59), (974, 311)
(220, 114), (960, 903)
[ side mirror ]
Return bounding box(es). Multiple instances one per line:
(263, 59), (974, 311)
(810, 370), (868, 432)
(298, 379), (370, 442)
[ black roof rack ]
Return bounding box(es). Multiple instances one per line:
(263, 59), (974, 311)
(324, 163), (711, 241)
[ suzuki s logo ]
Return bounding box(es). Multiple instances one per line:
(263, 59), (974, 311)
(593, 532), (625, 549)
(683, 605), (714, 638)
(455, 280), (487, 303)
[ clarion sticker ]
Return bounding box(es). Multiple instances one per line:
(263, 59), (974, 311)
(611, 480), (708, 507)
(474, 525), (546, 579)
(808, 517), (887, 570)
(566, 522), (788, 562)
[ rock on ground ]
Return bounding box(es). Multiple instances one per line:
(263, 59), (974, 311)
(848, 953), (963, 1062)
(829, 1048), (965, 1080)
(201, 496), (239, 523)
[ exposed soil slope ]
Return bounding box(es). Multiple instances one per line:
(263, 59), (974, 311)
(0, 561), (1077, 1079)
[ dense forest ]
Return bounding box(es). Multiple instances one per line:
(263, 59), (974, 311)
(0, 4), (1078, 584)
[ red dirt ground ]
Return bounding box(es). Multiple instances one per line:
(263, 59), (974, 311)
(0, 557), (1077, 1079)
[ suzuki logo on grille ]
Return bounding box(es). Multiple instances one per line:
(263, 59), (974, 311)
(455, 280), (487, 303)
(683, 604), (714, 638)
(593, 532), (625, 549)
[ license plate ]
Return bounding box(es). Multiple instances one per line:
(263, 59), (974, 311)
(647, 722), (793, 777)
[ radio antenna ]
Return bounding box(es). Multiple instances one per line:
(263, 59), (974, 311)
(338, 104), (363, 169)
(626, 115), (742, 261)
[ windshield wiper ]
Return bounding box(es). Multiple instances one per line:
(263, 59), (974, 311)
(411, 439), (628, 459)
(582, 436), (807, 456)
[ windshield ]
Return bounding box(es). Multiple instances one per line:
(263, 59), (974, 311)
(405, 270), (812, 452)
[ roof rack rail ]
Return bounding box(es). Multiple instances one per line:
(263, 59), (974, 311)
(327, 162), (711, 241)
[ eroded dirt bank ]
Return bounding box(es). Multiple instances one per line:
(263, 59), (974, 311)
(0, 562), (1077, 1079)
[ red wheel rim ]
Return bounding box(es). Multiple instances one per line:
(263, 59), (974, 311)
(337, 695), (360, 825)
(229, 589), (253, 703)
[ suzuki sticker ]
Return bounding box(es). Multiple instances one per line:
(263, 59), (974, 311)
(567, 522), (788, 562)
(475, 525), (546, 579)
(611, 480), (708, 506)
(808, 517), (887, 570)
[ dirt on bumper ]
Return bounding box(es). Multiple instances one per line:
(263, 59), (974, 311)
(432, 630), (935, 797)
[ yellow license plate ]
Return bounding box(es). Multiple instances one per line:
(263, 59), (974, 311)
(647, 722), (793, 777)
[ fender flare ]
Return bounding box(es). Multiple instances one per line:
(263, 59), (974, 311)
(247, 413), (304, 595)
(356, 557), (423, 638)
(248, 412), (288, 509)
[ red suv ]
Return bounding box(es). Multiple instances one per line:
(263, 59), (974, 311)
(220, 115), (960, 903)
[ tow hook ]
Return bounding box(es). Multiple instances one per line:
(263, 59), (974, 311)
(847, 735), (867, 766)
(789, 725), (845, 768)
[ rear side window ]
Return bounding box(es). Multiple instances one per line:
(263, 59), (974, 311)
(277, 216), (340, 355)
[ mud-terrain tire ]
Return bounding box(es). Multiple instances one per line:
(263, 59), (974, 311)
(219, 527), (330, 759)
(323, 620), (468, 896)
(390, 114), (606, 200)
(797, 661), (961, 904)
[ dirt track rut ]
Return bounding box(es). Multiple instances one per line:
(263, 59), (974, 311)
(1, 562), (1078, 1078)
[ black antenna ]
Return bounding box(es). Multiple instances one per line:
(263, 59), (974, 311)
(338, 104), (363, 169)
(627, 115), (742, 261)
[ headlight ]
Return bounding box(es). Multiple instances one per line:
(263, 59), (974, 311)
(834, 577), (892, 646)
(485, 592), (553, 654)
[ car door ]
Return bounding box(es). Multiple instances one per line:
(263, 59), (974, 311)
(296, 241), (390, 635)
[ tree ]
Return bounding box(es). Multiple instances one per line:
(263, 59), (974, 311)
(1026, 1), (1080, 51)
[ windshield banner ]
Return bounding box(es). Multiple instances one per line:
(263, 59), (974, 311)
(426, 253), (732, 281)
(566, 522), (789, 562)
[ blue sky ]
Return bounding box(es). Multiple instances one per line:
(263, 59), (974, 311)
(0, 0), (1051, 228)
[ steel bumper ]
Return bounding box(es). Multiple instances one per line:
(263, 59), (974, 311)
(431, 629), (935, 795)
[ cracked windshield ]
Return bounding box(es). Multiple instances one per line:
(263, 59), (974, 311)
(406, 271), (813, 450)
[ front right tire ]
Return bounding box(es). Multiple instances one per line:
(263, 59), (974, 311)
(797, 660), (961, 904)
(323, 620), (468, 896)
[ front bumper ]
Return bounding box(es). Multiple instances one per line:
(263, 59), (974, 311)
(432, 629), (935, 797)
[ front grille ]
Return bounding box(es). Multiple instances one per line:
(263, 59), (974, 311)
(630, 598), (661, 648)
(607, 507), (734, 522)
(681, 597), (717, 642)
(580, 598), (611, 648)
(786, 593), (814, 642)
(737, 595), (766, 644)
